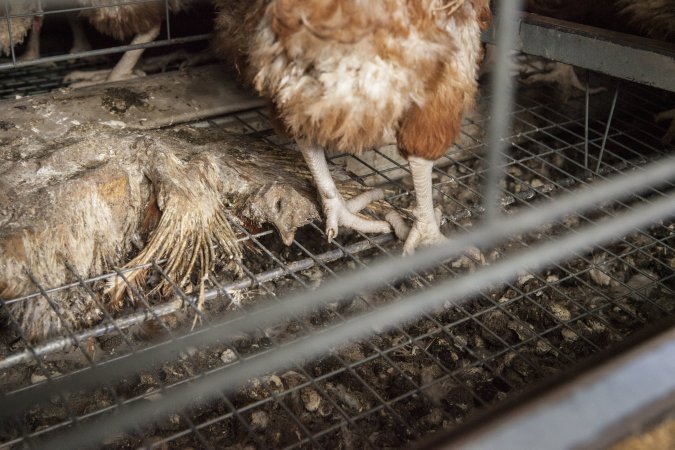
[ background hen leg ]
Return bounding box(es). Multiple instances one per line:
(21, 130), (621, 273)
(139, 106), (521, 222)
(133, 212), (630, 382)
(65, 24), (161, 87)
(17, 15), (42, 61)
(300, 143), (391, 242)
(67, 13), (92, 54)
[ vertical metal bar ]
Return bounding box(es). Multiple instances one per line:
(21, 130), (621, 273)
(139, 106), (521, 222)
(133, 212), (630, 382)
(484, 0), (523, 222)
(164, 0), (171, 40)
(596, 82), (620, 173)
(3, 0), (17, 66)
(584, 71), (590, 170)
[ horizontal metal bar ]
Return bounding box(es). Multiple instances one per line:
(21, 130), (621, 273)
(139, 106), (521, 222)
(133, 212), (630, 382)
(483, 13), (675, 92)
(438, 324), (675, 450)
(0, 34), (211, 71)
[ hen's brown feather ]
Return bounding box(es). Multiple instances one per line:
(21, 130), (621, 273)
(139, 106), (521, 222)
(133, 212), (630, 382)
(215, 0), (490, 159)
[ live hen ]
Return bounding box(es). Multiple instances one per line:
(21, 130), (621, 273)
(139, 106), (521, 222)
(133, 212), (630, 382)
(65, 0), (187, 87)
(214, 0), (491, 254)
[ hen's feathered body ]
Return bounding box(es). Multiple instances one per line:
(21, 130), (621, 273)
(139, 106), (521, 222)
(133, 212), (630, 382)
(616, 0), (675, 42)
(217, 0), (490, 159)
(0, 0), (38, 56)
(78, 0), (187, 41)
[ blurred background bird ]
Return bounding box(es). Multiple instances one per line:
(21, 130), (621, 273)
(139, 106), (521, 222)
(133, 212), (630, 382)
(214, 0), (491, 255)
(519, 0), (675, 142)
(0, 0), (43, 62)
(64, 0), (188, 87)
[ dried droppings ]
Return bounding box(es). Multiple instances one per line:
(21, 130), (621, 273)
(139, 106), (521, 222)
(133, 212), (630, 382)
(220, 348), (237, 364)
(30, 373), (47, 384)
(517, 273), (535, 286)
(301, 387), (322, 412)
(549, 304), (571, 322)
(590, 254), (613, 286)
(561, 327), (579, 342)
(251, 410), (269, 430)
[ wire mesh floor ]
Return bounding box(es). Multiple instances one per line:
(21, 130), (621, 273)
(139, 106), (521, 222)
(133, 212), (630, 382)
(0, 69), (674, 448)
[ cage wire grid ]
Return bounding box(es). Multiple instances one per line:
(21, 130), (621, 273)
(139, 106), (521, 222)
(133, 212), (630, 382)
(1, 1), (675, 449)
(1, 0), (211, 70)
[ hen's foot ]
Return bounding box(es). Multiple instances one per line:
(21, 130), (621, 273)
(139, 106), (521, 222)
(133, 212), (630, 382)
(66, 25), (159, 88)
(655, 109), (675, 145)
(386, 208), (484, 266)
(300, 143), (391, 242)
(389, 155), (485, 265)
(521, 62), (605, 102)
(322, 189), (391, 241)
(389, 207), (446, 255)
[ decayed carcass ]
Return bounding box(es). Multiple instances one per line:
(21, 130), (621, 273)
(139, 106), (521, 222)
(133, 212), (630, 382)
(0, 124), (387, 342)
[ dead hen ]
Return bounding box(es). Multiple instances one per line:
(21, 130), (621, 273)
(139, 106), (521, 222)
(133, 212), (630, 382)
(0, 124), (383, 341)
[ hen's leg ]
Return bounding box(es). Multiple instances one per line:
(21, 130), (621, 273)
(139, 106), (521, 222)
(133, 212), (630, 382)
(386, 157), (484, 264)
(67, 13), (92, 54)
(398, 156), (446, 255)
(65, 24), (161, 87)
(300, 143), (391, 241)
(655, 109), (675, 145)
(18, 15), (42, 61)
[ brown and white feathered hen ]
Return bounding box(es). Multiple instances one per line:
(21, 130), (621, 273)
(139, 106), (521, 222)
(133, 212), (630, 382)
(215, 0), (491, 254)
(65, 0), (187, 87)
(0, 0), (42, 60)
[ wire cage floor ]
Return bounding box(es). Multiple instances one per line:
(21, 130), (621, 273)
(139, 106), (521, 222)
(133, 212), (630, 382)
(0, 4), (675, 440)
(0, 53), (673, 448)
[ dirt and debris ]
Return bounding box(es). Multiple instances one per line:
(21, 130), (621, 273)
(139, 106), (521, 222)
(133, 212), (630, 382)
(0, 76), (673, 449)
(101, 87), (149, 114)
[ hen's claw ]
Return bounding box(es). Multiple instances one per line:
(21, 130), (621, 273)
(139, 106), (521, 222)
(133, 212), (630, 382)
(300, 143), (391, 243)
(64, 69), (145, 88)
(401, 207), (446, 256)
(323, 189), (391, 242)
(386, 208), (485, 265)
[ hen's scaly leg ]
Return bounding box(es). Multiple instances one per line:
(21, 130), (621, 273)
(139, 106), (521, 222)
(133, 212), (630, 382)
(65, 24), (161, 87)
(67, 13), (92, 54)
(398, 156), (446, 255)
(17, 15), (42, 61)
(300, 143), (391, 241)
(386, 157), (485, 264)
